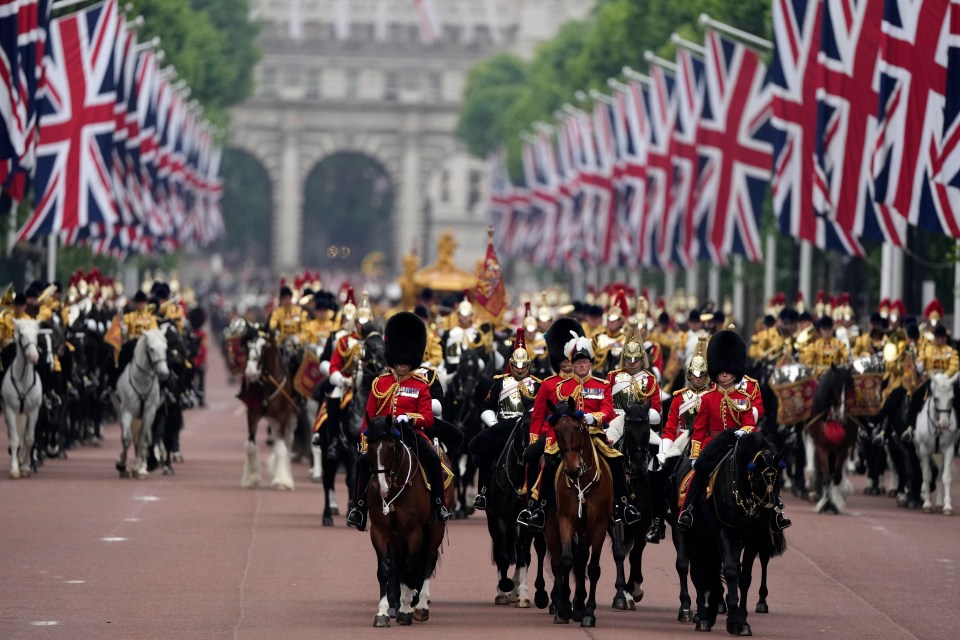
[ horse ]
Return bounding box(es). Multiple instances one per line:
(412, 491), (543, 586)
(675, 430), (785, 635)
(609, 402), (653, 612)
(2, 318), (43, 479)
(544, 398), (613, 627)
(318, 327), (384, 526)
(33, 324), (68, 463)
(478, 412), (549, 609)
(240, 331), (299, 490)
(445, 346), (486, 517)
(365, 415), (451, 627)
(804, 365), (856, 513)
(115, 329), (170, 479)
(739, 510), (788, 615)
(914, 372), (959, 515)
(150, 322), (190, 475)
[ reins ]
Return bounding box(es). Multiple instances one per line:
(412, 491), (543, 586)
(8, 332), (39, 413)
(371, 436), (416, 516)
(558, 418), (602, 519)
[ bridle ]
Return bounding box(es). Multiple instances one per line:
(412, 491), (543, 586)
(370, 432), (415, 516)
(926, 381), (956, 433)
(723, 441), (780, 525)
(556, 414), (601, 519)
(8, 329), (39, 413)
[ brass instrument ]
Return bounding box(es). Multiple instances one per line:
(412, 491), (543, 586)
(0, 284), (13, 307)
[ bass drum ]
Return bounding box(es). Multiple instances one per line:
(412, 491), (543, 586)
(770, 363), (816, 425)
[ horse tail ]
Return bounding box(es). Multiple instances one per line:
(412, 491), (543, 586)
(770, 528), (788, 557)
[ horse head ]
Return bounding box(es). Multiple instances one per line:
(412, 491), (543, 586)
(245, 333), (266, 383)
(622, 401), (651, 448)
(140, 329), (170, 380)
(13, 318), (41, 365)
(365, 414), (406, 500)
(813, 364), (853, 417)
(736, 431), (785, 513)
(928, 373), (957, 431)
(548, 397), (589, 478)
(361, 329), (386, 379)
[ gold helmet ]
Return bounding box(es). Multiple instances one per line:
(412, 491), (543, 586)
(688, 335), (709, 378)
(536, 293), (553, 324)
(458, 290), (474, 318)
(522, 301), (537, 333)
(510, 327), (530, 369)
(620, 319), (648, 368)
(356, 290), (373, 325)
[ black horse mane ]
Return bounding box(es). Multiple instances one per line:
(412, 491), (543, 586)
(813, 365), (853, 415)
(546, 396), (580, 426)
(364, 415), (395, 443)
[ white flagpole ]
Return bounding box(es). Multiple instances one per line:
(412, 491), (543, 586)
(733, 256), (744, 328)
(47, 235), (57, 283)
(799, 240), (812, 308)
(764, 233), (776, 306)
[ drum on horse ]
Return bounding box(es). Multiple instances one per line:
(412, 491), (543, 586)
(608, 402), (653, 612)
(240, 330), (299, 490)
(804, 365), (856, 513)
(475, 411), (549, 609)
(2, 318), (43, 479)
(671, 430), (785, 635)
(914, 372), (959, 515)
(364, 415), (452, 627)
(544, 398), (613, 628)
(115, 329), (169, 479)
(318, 326), (385, 526)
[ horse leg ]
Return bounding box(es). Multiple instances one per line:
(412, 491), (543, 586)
(270, 418), (295, 490)
(942, 445), (955, 516)
(490, 515), (514, 605)
(757, 549), (771, 613)
(581, 538), (603, 628)
(321, 450), (337, 526)
(137, 407), (158, 479)
(571, 542), (588, 623)
(4, 404), (21, 479)
(627, 531), (646, 605)
(609, 522), (631, 611)
(413, 578), (432, 622)
(688, 541), (712, 630)
(514, 527), (532, 608)
(374, 550), (391, 627)
(117, 412), (132, 478)
(803, 429), (818, 502)
(242, 414), (260, 488)
(919, 442), (933, 512)
(533, 532), (549, 610)
(672, 527), (694, 622)
(739, 545), (758, 615)
(720, 533), (748, 636)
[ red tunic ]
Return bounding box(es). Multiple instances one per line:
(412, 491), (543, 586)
(530, 373), (568, 444)
(554, 374), (614, 426)
(737, 376), (764, 422)
(690, 385), (756, 458)
(661, 385), (710, 442)
(361, 372), (434, 440)
(330, 332), (360, 376)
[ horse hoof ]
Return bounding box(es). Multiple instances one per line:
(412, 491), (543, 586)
(506, 592), (520, 604)
(553, 614), (569, 624)
(679, 608), (695, 623)
(923, 506), (933, 514)
(322, 516), (334, 527)
(331, 506), (340, 516)
(728, 621), (752, 636)
(627, 599), (637, 611)
(535, 591), (549, 610)
(310, 475), (322, 483)
(396, 611), (413, 626)
(632, 587), (644, 602)
(695, 619), (712, 632)
(717, 602), (727, 615)
(907, 500), (922, 510)
(516, 598), (531, 609)
(162, 466), (174, 476)
(806, 492), (818, 503)
(612, 596), (629, 611)
(115, 461), (126, 473)
(495, 595), (510, 605)
(373, 615), (390, 628)
(580, 615), (596, 627)
(412, 608), (429, 622)
(755, 602), (769, 614)
(20, 468), (31, 478)
(572, 610), (583, 623)
(944, 508), (954, 516)
(9, 469), (19, 479)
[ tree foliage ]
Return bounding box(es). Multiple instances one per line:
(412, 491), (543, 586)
(456, 0), (771, 180)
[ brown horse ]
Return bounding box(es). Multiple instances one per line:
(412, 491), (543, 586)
(365, 415), (452, 627)
(240, 329), (299, 490)
(803, 365), (857, 513)
(544, 398), (613, 627)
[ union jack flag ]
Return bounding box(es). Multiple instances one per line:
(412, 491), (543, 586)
(770, 0), (864, 255)
(589, 101), (619, 268)
(941, 0), (960, 191)
(871, 0), (958, 236)
(815, 0), (905, 246)
(665, 49), (703, 269)
(616, 80), (649, 269)
(19, 0), (120, 241)
(695, 30), (773, 265)
(643, 65), (675, 268)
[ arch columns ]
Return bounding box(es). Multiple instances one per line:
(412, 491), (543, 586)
(398, 111), (423, 265)
(274, 129), (304, 272)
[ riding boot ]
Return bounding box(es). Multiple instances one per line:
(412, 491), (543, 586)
(516, 461), (541, 527)
(473, 459), (489, 511)
(608, 456), (641, 525)
(678, 464), (707, 531)
(427, 458), (452, 522)
(645, 469), (666, 543)
(524, 455), (559, 530)
(772, 496), (792, 531)
(347, 454), (370, 531)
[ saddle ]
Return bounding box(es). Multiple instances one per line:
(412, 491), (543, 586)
(418, 451), (455, 491)
(543, 428), (623, 458)
(676, 462), (724, 506)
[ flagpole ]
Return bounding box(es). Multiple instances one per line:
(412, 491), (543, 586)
(708, 265), (720, 305)
(621, 67), (650, 85)
(47, 235), (57, 283)
(644, 51), (678, 72)
(698, 14), (773, 50)
(733, 256), (745, 328)
(880, 243), (891, 301)
(50, 0), (92, 11)
(799, 240), (812, 309)
(764, 233), (776, 307)
(670, 33), (707, 56)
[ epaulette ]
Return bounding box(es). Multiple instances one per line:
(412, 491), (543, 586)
(530, 375), (542, 383)
(411, 371), (429, 384)
(673, 388), (686, 397)
(543, 373), (563, 383)
(493, 372), (510, 380)
(590, 375), (607, 383)
(416, 367), (438, 384)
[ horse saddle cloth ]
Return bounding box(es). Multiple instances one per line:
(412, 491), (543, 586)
(418, 454), (455, 492)
(677, 467), (721, 506)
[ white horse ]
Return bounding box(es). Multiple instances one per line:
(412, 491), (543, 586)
(115, 329), (169, 479)
(915, 373), (959, 515)
(2, 318), (42, 479)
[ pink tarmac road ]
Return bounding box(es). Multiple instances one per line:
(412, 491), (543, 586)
(1, 350), (958, 639)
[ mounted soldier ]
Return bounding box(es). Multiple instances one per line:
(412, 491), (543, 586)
(676, 330), (792, 532)
(471, 327), (541, 511)
(517, 323), (640, 529)
(347, 311), (452, 530)
(592, 289), (629, 378)
(268, 283), (308, 377)
(605, 319), (662, 445)
(800, 315), (849, 376)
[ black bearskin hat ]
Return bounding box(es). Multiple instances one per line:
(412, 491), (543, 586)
(187, 307), (207, 329)
(133, 290), (148, 304)
(545, 317), (584, 374)
(384, 311), (426, 368)
(706, 329), (747, 384)
(279, 285), (294, 299)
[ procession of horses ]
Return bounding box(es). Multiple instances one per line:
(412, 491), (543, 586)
(4, 273), (959, 636)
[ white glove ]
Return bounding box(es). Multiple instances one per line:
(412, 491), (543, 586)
(648, 408), (661, 425)
(659, 437), (674, 455)
(480, 409), (497, 428)
(396, 414), (410, 424)
(583, 413), (596, 426)
(85, 318), (98, 332)
(341, 376), (353, 387)
(431, 399), (443, 419)
(691, 458), (697, 468)
(734, 429), (747, 438)
(751, 408), (759, 423)
(656, 452), (667, 465)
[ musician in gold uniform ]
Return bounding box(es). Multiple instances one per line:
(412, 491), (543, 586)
(799, 316), (849, 375)
(268, 285), (308, 346)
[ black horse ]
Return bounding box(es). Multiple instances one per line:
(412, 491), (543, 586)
(445, 347), (486, 517)
(610, 403), (653, 611)
(148, 322), (191, 475)
(473, 411), (549, 608)
(674, 431), (785, 635)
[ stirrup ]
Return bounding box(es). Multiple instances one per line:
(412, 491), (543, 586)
(473, 493), (487, 511)
(347, 504), (367, 531)
(677, 509), (693, 531)
(518, 506), (545, 530)
(436, 503), (452, 522)
(773, 512), (792, 531)
(645, 518), (664, 544)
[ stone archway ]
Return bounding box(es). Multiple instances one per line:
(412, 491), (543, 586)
(217, 148), (273, 267)
(301, 152), (395, 271)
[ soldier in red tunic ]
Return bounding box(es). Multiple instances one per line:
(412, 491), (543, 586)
(346, 312), (451, 531)
(518, 325), (640, 529)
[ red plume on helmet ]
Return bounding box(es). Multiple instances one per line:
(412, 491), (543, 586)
(515, 326), (526, 352)
(925, 298), (945, 322)
(345, 285), (356, 306)
(613, 288), (629, 318)
(524, 301), (532, 318)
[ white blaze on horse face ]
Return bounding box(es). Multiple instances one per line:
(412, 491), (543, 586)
(376, 442), (389, 499)
(245, 337), (264, 383)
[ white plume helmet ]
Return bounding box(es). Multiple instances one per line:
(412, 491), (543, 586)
(563, 330), (593, 361)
